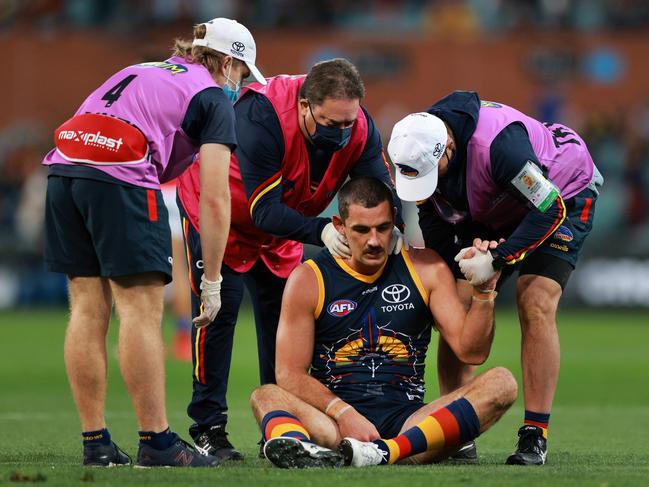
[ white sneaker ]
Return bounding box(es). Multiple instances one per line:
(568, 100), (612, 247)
(263, 437), (344, 469)
(339, 437), (387, 467)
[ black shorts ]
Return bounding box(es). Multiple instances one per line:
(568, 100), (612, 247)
(44, 175), (172, 283)
(338, 388), (424, 438)
(450, 187), (597, 290)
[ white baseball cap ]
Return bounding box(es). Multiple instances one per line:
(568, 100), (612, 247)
(193, 17), (266, 85)
(388, 112), (448, 202)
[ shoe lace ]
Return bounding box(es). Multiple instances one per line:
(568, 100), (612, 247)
(516, 429), (544, 454)
(205, 427), (235, 450)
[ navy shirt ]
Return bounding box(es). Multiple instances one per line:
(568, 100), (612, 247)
(49, 86), (236, 185)
(234, 92), (403, 246)
(419, 122), (566, 264)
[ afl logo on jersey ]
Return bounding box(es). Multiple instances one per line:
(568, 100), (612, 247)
(327, 300), (357, 317)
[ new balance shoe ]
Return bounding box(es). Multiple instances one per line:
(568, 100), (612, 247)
(193, 425), (243, 461)
(263, 437), (344, 469)
(446, 440), (478, 464)
(506, 425), (547, 465)
(339, 437), (387, 467)
(136, 433), (220, 467)
(83, 441), (131, 467)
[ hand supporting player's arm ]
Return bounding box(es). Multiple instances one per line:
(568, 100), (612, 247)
(421, 248), (498, 364)
(275, 264), (380, 441)
(194, 143), (231, 327)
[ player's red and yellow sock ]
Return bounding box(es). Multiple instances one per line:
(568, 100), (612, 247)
(261, 410), (311, 443)
(524, 410), (549, 439)
(372, 397), (480, 465)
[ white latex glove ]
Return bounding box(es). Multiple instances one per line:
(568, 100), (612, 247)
(193, 274), (223, 328)
(388, 226), (409, 255)
(454, 246), (473, 262)
(321, 222), (351, 259)
(457, 249), (497, 286)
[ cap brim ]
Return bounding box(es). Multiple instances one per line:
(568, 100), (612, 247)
(246, 62), (266, 85)
(395, 166), (438, 202)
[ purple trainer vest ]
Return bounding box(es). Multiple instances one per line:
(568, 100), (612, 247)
(466, 101), (594, 230)
(42, 56), (217, 188)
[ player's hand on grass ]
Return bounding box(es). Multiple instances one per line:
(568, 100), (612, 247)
(335, 407), (381, 442)
(193, 274), (223, 327)
(388, 226), (408, 255)
(321, 222), (351, 259)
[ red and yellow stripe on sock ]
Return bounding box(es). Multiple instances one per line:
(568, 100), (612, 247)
(524, 410), (549, 439)
(261, 410), (310, 442)
(374, 397), (480, 464)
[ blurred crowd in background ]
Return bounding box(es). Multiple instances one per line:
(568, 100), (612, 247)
(2, 0), (649, 307)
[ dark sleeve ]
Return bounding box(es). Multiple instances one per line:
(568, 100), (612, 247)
(348, 107), (405, 229)
(417, 197), (458, 267)
(182, 87), (237, 149)
(235, 93), (330, 245)
(489, 123), (567, 266)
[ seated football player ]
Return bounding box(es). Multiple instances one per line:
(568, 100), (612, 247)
(249, 177), (518, 468)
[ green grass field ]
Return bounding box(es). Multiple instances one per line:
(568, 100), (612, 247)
(1, 306), (648, 486)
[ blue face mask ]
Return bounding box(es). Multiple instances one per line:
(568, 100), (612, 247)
(223, 66), (241, 104)
(307, 103), (353, 152)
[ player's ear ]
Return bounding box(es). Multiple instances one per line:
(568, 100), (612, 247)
(298, 98), (310, 117)
(332, 215), (345, 234)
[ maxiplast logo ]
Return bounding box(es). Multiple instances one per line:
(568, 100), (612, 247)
(57, 129), (124, 152)
(327, 300), (357, 317)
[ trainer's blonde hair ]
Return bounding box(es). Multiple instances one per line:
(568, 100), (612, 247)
(173, 23), (244, 74)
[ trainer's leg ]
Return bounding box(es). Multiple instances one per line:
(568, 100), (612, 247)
(250, 384), (341, 449)
(516, 274), (562, 426)
(64, 276), (112, 432)
(375, 367), (518, 464)
(110, 272), (168, 432)
(245, 261), (287, 385)
(437, 279), (475, 395)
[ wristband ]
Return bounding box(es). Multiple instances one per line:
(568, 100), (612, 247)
(325, 397), (351, 419)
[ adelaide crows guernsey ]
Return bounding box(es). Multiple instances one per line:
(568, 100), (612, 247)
(306, 249), (433, 404)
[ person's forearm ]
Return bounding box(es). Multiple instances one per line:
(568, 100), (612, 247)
(277, 368), (342, 413)
(199, 188), (230, 281)
(459, 291), (496, 364)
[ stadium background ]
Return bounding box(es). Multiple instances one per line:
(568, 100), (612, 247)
(1, 1), (648, 485)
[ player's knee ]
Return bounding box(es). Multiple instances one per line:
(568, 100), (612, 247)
(516, 283), (561, 327)
(485, 367), (518, 409)
(249, 383), (282, 409)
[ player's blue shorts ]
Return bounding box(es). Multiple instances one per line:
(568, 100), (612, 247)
(44, 175), (172, 283)
(337, 387), (425, 438)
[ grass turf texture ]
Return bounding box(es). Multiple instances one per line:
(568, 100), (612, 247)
(0, 307), (648, 486)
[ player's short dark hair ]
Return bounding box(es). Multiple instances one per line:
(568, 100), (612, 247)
(338, 177), (395, 221)
(299, 58), (365, 106)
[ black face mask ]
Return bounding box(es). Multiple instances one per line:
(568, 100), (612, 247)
(306, 104), (353, 152)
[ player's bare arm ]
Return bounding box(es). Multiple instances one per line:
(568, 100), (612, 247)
(410, 247), (498, 364)
(276, 263), (380, 441)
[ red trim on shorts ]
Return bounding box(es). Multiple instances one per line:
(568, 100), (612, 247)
(146, 190), (158, 222)
(580, 197), (592, 222)
(199, 329), (206, 383)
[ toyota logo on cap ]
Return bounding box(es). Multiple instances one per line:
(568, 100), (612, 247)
(232, 41), (245, 52)
(381, 284), (411, 304)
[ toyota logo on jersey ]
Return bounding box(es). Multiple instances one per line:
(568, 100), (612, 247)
(381, 284), (411, 304)
(327, 300), (357, 317)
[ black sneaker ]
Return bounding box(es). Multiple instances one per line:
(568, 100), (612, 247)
(264, 437), (344, 469)
(506, 425), (547, 465)
(447, 440), (478, 464)
(83, 441), (131, 467)
(193, 425), (243, 461)
(136, 433), (220, 467)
